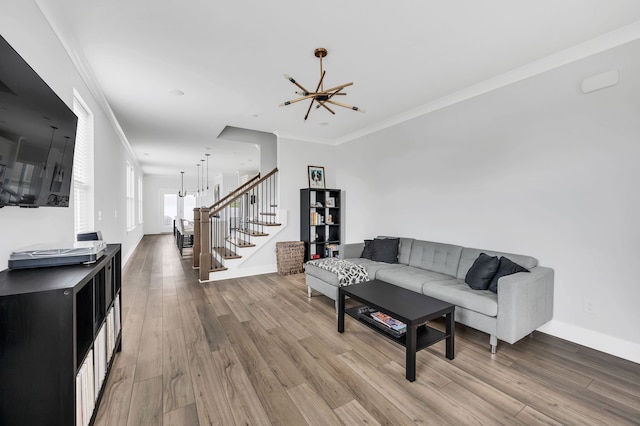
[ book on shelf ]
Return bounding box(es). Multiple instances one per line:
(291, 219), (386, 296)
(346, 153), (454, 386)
(325, 244), (339, 257)
(76, 349), (95, 426)
(310, 212), (324, 226)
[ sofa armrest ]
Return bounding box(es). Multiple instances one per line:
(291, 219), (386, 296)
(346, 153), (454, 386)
(496, 266), (554, 344)
(340, 242), (364, 259)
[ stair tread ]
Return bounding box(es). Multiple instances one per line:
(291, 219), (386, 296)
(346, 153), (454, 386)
(209, 257), (227, 272)
(212, 246), (241, 259)
(260, 212), (277, 216)
(236, 228), (268, 237)
(227, 237), (256, 248)
(247, 220), (282, 226)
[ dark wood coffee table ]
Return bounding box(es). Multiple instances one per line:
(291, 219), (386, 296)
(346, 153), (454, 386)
(338, 279), (455, 382)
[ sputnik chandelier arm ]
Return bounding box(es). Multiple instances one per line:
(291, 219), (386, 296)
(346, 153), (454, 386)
(279, 48), (364, 121)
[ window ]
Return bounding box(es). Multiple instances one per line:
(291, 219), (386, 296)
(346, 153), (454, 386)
(138, 176), (143, 224)
(163, 194), (177, 226)
(73, 90), (94, 236)
(183, 194), (196, 221)
(126, 162), (135, 230)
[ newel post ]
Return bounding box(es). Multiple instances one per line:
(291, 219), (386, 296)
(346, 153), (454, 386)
(192, 208), (201, 268)
(199, 206), (211, 281)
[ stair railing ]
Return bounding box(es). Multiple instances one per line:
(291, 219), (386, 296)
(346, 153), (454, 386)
(195, 167), (278, 280)
(192, 172), (261, 269)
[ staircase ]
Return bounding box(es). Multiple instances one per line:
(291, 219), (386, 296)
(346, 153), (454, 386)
(192, 168), (283, 281)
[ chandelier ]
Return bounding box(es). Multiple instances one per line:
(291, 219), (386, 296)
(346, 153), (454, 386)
(280, 48), (364, 121)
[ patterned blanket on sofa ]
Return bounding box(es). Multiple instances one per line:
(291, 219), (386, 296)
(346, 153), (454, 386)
(306, 258), (369, 286)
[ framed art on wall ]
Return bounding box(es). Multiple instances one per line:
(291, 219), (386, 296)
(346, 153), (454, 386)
(308, 166), (325, 189)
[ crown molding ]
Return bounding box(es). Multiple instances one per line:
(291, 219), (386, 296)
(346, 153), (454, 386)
(334, 20), (640, 146)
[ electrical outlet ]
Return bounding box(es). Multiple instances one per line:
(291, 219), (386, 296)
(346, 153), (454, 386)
(583, 298), (595, 314)
(98, 211), (102, 221)
(114, 210), (118, 218)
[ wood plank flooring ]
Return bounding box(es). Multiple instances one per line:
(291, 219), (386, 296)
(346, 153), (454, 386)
(94, 234), (640, 425)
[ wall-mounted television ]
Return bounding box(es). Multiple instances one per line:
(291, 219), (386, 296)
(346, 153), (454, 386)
(0, 35), (77, 207)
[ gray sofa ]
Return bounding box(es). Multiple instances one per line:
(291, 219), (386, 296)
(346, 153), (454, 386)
(305, 237), (554, 353)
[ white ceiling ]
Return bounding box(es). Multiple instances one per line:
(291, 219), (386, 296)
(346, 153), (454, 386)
(40, 0), (640, 177)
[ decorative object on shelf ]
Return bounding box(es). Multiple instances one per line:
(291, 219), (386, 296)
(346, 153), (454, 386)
(280, 47), (365, 121)
(326, 197), (335, 207)
(308, 165), (325, 189)
(178, 171), (187, 197)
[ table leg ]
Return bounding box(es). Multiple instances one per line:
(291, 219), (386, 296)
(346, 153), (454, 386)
(337, 290), (345, 333)
(445, 308), (455, 360)
(406, 325), (417, 382)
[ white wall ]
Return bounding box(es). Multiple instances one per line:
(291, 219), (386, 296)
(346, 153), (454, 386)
(336, 40), (640, 362)
(0, 0), (144, 268)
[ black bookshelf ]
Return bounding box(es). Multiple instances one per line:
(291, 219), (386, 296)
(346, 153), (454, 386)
(300, 188), (341, 261)
(0, 244), (122, 426)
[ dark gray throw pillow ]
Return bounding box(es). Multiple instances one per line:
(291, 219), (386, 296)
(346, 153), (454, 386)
(361, 239), (374, 259)
(371, 238), (399, 264)
(488, 257), (530, 293)
(465, 253), (500, 290)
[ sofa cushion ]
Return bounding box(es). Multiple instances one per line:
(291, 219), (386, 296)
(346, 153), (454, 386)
(456, 247), (537, 280)
(488, 257), (530, 293)
(423, 279), (498, 317)
(407, 240), (463, 277)
(361, 239), (374, 259)
(371, 238), (399, 263)
(465, 253), (500, 290)
(343, 258), (403, 279)
(376, 265), (453, 293)
(377, 266), (454, 294)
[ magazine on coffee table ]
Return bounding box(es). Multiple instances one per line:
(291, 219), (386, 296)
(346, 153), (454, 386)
(356, 306), (406, 338)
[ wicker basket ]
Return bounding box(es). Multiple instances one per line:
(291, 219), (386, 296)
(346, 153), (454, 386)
(276, 241), (305, 275)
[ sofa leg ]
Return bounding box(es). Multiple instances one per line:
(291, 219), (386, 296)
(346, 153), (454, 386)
(307, 286), (312, 298)
(490, 335), (498, 354)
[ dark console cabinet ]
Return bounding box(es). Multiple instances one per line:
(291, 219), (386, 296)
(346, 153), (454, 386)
(0, 244), (122, 426)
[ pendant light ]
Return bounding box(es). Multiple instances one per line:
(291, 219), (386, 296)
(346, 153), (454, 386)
(178, 171), (186, 198)
(200, 159), (205, 195)
(41, 125), (58, 177)
(55, 136), (69, 183)
(205, 153), (210, 191)
(196, 163), (201, 196)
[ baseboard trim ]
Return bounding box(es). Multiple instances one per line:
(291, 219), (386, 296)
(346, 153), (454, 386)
(200, 264), (278, 282)
(538, 319), (640, 364)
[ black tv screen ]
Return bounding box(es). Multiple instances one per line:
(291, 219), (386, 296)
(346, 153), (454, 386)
(0, 35), (77, 207)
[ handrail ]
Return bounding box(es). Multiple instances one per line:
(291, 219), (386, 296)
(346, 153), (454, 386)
(206, 172), (261, 210)
(209, 167), (278, 218)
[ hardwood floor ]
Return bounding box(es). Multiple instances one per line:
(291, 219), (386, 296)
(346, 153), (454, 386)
(95, 234), (640, 425)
